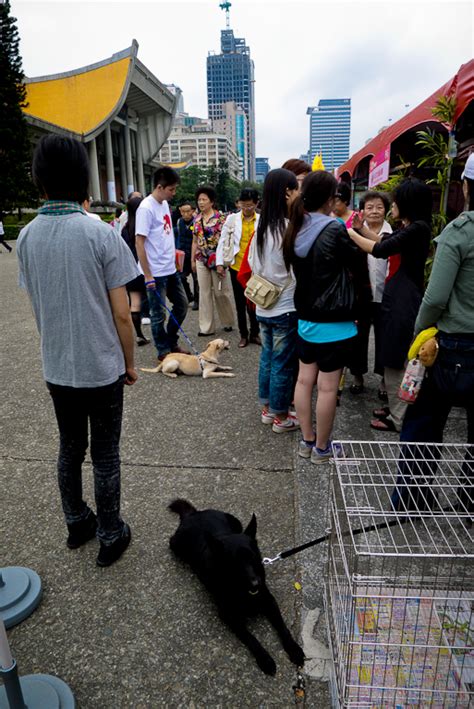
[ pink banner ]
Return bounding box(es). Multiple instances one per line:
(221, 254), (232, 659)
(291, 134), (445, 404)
(368, 145), (390, 188)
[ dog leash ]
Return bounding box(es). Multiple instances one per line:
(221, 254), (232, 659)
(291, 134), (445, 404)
(146, 283), (204, 371)
(262, 506), (458, 565)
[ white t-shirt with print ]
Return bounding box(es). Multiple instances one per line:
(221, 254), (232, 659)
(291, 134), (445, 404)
(135, 195), (176, 277)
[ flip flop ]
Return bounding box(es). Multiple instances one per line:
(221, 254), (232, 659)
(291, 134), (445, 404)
(239, 338), (248, 348)
(370, 417), (398, 432)
(373, 406), (390, 419)
(349, 384), (364, 395)
(378, 388), (388, 402)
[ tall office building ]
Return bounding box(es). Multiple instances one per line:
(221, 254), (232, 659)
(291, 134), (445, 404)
(255, 157), (270, 184)
(207, 22), (256, 181)
(307, 99), (351, 171)
(213, 101), (248, 180)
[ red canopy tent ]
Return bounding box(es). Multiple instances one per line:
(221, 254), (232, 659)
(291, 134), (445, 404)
(337, 59), (474, 179)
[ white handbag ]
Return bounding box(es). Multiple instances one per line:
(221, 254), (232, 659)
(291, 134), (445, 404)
(221, 214), (236, 268)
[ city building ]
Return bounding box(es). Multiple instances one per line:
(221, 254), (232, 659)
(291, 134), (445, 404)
(22, 41), (178, 202)
(207, 14), (256, 181)
(255, 157), (270, 183)
(158, 123), (241, 180)
(213, 101), (248, 179)
(306, 98), (351, 171)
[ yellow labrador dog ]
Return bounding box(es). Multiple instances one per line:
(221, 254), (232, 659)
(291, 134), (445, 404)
(141, 339), (235, 379)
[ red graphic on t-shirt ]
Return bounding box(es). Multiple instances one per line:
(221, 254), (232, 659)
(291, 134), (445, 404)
(163, 214), (172, 234)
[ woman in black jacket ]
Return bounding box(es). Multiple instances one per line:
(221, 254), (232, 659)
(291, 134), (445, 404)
(283, 171), (363, 464)
(348, 178), (432, 432)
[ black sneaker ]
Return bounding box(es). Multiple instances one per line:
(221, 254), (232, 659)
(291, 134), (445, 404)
(96, 524), (131, 567)
(66, 510), (97, 549)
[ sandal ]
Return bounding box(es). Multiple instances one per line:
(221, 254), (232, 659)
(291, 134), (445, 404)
(370, 417), (398, 432)
(349, 384), (364, 395)
(378, 388), (388, 402)
(373, 406), (390, 419)
(238, 338), (248, 348)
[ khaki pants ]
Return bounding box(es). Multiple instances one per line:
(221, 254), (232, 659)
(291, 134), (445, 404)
(384, 366), (408, 431)
(196, 261), (234, 334)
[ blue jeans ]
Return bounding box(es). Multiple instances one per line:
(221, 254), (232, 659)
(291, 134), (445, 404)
(47, 376), (125, 545)
(147, 273), (188, 356)
(392, 333), (474, 512)
(257, 312), (298, 413)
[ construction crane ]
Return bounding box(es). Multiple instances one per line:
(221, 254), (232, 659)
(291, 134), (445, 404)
(219, 1), (232, 28)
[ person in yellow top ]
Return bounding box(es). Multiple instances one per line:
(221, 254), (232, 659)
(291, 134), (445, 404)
(217, 188), (261, 348)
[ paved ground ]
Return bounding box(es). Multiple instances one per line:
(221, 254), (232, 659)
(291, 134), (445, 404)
(0, 243), (467, 708)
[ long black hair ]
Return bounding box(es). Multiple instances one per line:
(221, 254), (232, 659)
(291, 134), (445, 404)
(283, 171), (338, 268)
(256, 168), (298, 257)
(392, 177), (432, 225)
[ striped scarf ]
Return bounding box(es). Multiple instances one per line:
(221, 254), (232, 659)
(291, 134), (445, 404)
(38, 201), (86, 216)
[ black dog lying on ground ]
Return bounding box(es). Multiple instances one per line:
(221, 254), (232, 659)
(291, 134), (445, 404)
(168, 499), (305, 675)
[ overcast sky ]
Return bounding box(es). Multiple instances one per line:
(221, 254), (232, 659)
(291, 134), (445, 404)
(13, 0), (474, 169)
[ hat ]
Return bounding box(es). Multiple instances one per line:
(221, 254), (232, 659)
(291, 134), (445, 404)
(461, 153), (474, 180)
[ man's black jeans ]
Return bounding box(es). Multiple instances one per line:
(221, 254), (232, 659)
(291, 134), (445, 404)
(47, 376), (125, 545)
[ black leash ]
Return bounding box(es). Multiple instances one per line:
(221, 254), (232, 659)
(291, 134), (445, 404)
(262, 510), (453, 565)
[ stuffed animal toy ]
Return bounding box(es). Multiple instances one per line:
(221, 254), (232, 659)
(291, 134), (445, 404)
(418, 337), (439, 367)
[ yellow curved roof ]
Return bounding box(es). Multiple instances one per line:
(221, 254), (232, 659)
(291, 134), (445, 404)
(24, 56), (130, 135)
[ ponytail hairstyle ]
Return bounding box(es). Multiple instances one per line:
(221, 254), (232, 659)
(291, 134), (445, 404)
(283, 170), (338, 268)
(256, 168), (298, 257)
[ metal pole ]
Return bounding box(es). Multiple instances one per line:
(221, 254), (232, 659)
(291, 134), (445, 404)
(0, 661), (27, 709)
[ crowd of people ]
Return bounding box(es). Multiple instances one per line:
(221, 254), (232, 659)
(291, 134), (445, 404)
(15, 134), (474, 566)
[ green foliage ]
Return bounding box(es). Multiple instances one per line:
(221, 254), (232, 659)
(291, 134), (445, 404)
(431, 94), (457, 128)
(376, 156), (411, 194)
(173, 161), (243, 212)
(0, 1), (37, 211)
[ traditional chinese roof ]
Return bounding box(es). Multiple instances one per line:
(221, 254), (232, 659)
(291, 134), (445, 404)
(23, 41), (178, 161)
(338, 59), (474, 179)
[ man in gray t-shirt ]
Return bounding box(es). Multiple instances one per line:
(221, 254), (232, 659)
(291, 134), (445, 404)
(17, 135), (139, 568)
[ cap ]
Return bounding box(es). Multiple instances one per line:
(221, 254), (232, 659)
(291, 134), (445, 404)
(461, 153), (474, 180)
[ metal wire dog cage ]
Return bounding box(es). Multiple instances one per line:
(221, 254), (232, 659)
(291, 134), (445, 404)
(325, 441), (473, 708)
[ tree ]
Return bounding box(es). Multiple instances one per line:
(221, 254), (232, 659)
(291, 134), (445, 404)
(0, 1), (36, 212)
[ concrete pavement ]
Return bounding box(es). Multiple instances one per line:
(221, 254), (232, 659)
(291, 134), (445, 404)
(0, 243), (466, 707)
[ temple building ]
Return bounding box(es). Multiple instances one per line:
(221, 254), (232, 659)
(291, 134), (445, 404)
(22, 41), (178, 203)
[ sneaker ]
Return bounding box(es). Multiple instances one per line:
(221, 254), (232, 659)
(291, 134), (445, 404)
(96, 523), (131, 567)
(298, 439), (316, 458)
(136, 336), (150, 347)
(272, 414), (300, 433)
(261, 407), (276, 425)
(310, 441), (343, 465)
(141, 317), (151, 325)
(67, 510), (97, 549)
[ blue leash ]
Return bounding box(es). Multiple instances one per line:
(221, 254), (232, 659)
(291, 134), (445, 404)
(147, 284), (203, 366)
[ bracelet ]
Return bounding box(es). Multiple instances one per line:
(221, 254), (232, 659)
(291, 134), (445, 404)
(145, 279), (155, 285)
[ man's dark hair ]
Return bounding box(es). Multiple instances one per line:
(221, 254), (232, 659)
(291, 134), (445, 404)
(239, 188), (259, 203)
(393, 177), (432, 224)
(153, 166), (180, 189)
(195, 185), (217, 205)
(179, 199), (194, 208)
(359, 190), (390, 214)
(32, 135), (89, 203)
(335, 181), (351, 205)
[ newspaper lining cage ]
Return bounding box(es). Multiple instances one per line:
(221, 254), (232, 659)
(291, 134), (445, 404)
(325, 441), (473, 708)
